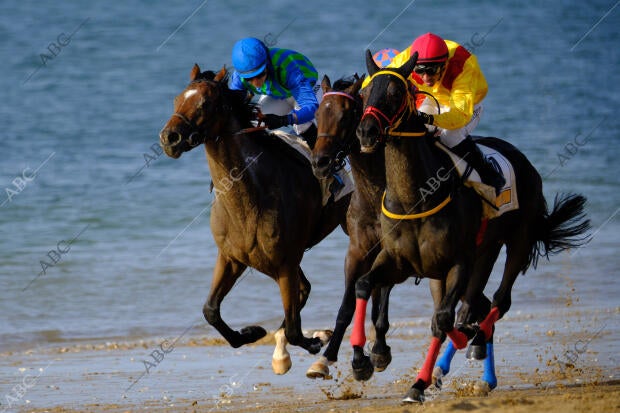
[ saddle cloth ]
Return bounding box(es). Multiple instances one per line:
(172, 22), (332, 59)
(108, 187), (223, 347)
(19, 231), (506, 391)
(271, 130), (355, 206)
(434, 140), (519, 219)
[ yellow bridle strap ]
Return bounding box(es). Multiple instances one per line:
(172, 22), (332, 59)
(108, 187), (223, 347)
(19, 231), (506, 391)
(366, 71), (424, 137)
(387, 130), (427, 137)
(366, 70), (410, 87)
(381, 192), (452, 220)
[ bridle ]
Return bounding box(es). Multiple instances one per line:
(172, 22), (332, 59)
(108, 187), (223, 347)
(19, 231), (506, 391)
(317, 90), (362, 172)
(360, 70), (425, 140)
(170, 112), (205, 148)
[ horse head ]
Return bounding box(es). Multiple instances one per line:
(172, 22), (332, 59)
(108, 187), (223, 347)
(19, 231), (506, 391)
(160, 64), (243, 158)
(311, 74), (365, 179)
(356, 50), (420, 153)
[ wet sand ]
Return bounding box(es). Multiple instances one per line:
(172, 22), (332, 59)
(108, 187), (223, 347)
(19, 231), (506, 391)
(2, 307), (618, 413)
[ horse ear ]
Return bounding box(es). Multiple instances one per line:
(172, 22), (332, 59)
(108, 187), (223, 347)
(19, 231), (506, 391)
(365, 49), (380, 76)
(348, 74), (365, 96)
(214, 65), (227, 82)
(321, 75), (332, 93)
(190, 64), (201, 81)
(399, 51), (418, 78)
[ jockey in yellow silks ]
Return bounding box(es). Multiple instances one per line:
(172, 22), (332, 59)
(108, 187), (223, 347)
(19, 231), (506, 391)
(366, 33), (505, 195)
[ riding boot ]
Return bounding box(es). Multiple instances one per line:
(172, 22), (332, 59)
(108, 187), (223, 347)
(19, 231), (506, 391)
(329, 172), (345, 200)
(300, 123), (317, 150)
(450, 137), (505, 196)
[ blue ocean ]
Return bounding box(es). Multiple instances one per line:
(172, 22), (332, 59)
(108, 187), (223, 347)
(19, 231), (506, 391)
(0, 0), (618, 357)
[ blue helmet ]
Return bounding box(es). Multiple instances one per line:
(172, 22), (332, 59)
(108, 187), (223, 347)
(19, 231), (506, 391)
(232, 37), (268, 78)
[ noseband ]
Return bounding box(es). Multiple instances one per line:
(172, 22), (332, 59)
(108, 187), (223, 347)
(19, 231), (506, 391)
(171, 112), (205, 147)
(361, 71), (425, 139)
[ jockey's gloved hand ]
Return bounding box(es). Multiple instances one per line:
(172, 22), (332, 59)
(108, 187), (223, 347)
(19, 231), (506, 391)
(416, 111), (434, 125)
(264, 114), (291, 129)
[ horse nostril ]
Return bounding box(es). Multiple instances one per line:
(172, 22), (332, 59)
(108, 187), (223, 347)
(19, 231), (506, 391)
(316, 156), (331, 169)
(167, 131), (182, 145)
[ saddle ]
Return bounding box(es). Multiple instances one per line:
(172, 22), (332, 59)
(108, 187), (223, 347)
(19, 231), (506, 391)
(270, 130), (354, 206)
(435, 139), (519, 219)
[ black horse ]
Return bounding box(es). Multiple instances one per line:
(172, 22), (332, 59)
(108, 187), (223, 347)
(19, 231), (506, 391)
(308, 74), (492, 386)
(351, 50), (590, 402)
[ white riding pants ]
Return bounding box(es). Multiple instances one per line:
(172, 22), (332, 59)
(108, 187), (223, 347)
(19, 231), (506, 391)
(418, 97), (483, 148)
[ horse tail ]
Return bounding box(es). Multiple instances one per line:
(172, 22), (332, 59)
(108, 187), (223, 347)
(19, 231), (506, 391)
(529, 193), (591, 269)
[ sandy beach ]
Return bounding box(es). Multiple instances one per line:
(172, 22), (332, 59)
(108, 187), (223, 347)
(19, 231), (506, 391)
(1, 1), (618, 412)
(3, 307), (617, 413)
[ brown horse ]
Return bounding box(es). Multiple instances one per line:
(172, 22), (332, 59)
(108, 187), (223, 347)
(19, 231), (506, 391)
(159, 65), (351, 374)
(307, 74), (397, 378)
(351, 51), (590, 402)
(307, 74), (491, 383)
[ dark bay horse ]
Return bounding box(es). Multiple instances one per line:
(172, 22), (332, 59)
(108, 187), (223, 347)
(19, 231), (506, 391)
(308, 73), (494, 386)
(307, 74), (397, 378)
(159, 65), (351, 374)
(351, 51), (590, 402)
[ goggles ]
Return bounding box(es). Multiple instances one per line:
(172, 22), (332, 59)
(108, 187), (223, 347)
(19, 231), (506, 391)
(413, 64), (443, 76)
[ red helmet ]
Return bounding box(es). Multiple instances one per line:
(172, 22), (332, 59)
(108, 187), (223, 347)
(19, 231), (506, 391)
(410, 33), (448, 64)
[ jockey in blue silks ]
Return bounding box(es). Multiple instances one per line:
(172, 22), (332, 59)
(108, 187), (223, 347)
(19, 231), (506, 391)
(230, 37), (320, 148)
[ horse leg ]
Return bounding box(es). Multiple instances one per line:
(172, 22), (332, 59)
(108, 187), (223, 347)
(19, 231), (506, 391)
(475, 240), (527, 348)
(404, 264), (470, 403)
(203, 253), (266, 347)
(350, 250), (396, 382)
(474, 333), (497, 393)
(434, 292), (493, 389)
(429, 278), (454, 389)
(307, 247), (369, 379)
(277, 265), (323, 356)
(273, 267), (314, 374)
(461, 242), (502, 360)
(370, 284), (393, 372)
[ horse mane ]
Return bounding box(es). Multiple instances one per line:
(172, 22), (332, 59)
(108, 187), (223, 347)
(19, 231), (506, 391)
(192, 67), (309, 166)
(191, 69), (256, 127)
(332, 73), (362, 92)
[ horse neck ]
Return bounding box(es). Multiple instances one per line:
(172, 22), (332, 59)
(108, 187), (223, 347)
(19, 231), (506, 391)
(348, 146), (386, 204)
(384, 136), (450, 208)
(203, 121), (260, 203)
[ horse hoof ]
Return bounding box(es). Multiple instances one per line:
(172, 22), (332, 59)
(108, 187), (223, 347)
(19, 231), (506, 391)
(272, 354), (292, 375)
(312, 330), (333, 346)
(370, 347), (392, 372)
(307, 338), (323, 355)
(239, 326), (268, 344)
(473, 380), (492, 396)
(466, 343), (487, 360)
(432, 366), (444, 389)
(306, 359), (330, 379)
(402, 387), (424, 403)
(352, 355), (374, 381)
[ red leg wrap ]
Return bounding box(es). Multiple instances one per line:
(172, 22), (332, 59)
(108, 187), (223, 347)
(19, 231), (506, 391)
(479, 306), (500, 340)
(416, 337), (441, 387)
(350, 298), (368, 347)
(446, 328), (469, 350)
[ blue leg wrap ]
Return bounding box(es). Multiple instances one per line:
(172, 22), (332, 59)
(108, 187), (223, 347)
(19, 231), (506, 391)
(436, 340), (457, 375)
(482, 342), (497, 389)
